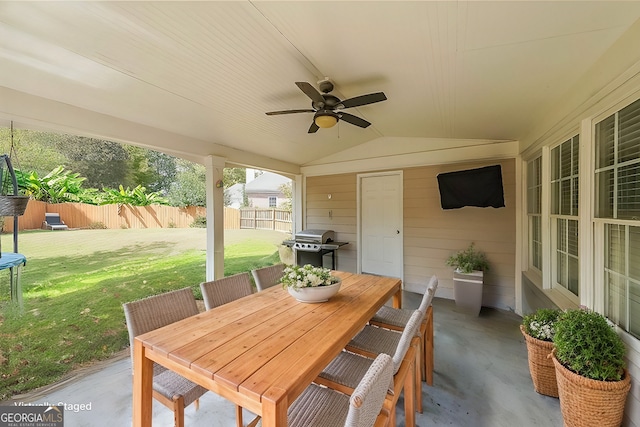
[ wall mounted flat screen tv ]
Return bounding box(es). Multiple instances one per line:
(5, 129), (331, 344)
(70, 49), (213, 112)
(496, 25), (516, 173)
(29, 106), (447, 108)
(437, 165), (505, 209)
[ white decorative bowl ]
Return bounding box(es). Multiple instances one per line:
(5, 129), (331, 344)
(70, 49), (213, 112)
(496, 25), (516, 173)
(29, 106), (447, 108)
(287, 279), (342, 303)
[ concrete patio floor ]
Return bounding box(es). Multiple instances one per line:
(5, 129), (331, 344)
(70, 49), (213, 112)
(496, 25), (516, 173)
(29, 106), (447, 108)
(4, 294), (563, 426)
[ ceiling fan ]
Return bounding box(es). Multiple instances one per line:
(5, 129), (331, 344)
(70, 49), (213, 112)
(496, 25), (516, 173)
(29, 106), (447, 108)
(266, 79), (387, 133)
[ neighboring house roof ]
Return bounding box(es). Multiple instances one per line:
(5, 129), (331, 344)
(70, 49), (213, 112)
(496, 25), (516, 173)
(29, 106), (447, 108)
(245, 172), (290, 195)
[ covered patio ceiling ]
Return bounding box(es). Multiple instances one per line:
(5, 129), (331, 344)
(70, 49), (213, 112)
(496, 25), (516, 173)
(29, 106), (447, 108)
(2, 1), (640, 174)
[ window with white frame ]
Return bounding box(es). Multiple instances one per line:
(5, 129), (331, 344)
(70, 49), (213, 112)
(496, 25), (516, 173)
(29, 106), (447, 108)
(527, 156), (542, 271)
(551, 136), (579, 297)
(268, 196), (277, 208)
(595, 97), (640, 338)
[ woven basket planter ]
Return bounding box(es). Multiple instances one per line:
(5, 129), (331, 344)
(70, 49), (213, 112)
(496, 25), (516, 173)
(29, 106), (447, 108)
(551, 350), (631, 427)
(0, 195), (29, 216)
(520, 325), (558, 397)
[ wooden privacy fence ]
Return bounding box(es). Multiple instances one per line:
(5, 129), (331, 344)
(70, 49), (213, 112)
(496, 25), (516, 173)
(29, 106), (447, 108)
(240, 208), (292, 233)
(1, 200), (251, 232)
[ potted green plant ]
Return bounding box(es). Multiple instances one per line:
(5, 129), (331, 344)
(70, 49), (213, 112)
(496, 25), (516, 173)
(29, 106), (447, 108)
(446, 243), (489, 315)
(520, 308), (561, 397)
(551, 308), (631, 427)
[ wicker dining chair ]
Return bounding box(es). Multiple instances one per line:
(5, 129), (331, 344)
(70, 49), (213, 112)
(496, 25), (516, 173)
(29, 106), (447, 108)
(316, 310), (424, 427)
(251, 263), (285, 291)
(289, 353), (393, 427)
(199, 272), (260, 427)
(123, 288), (207, 427)
(369, 275), (438, 385)
(199, 272), (254, 310)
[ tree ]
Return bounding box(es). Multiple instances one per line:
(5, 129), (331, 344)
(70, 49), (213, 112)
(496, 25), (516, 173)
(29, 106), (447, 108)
(52, 135), (131, 188)
(125, 146), (177, 194)
(144, 150), (177, 193)
(279, 182), (292, 212)
(223, 168), (245, 187)
(0, 128), (66, 175)
(166, 160), (206, 207)
(0, 127), (264, 207)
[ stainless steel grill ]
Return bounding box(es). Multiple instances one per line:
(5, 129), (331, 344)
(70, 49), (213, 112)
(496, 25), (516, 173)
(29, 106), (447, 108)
(291, 229), (334, 252)
(283, 229), (348, 268)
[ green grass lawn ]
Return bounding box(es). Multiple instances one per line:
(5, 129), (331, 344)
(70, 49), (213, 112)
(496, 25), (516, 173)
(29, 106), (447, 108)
(0, 228), (285, 401)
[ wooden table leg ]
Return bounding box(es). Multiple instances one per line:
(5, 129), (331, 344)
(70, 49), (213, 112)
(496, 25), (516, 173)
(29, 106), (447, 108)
(262, 387), (288, 427)
(133, 339), (154, 427)
(392, 286), (402, 308)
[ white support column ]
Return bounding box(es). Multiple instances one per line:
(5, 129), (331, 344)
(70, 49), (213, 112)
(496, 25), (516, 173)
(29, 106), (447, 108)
(205, 155), (226, 281)
(293, 174), (304, 234)
(579, 118), (596, 310)
(541, 146), (552, 289)
(515, 155), (523, 315)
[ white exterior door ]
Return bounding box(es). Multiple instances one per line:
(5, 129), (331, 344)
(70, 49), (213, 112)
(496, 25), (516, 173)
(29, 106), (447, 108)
(359, 171), (403, 279)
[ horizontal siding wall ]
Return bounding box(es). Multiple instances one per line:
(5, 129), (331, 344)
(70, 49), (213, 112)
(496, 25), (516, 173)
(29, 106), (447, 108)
(404, 159), (516, 310)
(305, 159), (516, 310)
(306, 173), (358, 272)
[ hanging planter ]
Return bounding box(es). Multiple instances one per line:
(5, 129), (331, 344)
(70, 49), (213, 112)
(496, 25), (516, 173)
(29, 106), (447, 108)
(0, 121), (29, 258)
(0, 154), (29, 217)
(0, 195), (29, 216)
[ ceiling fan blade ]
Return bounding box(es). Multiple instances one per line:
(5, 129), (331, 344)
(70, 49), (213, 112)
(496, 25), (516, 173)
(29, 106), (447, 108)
(308, 122), (320, 133)
(339, 92), (387, 109)
(296, 82), (325, 104)
(339, 112), (371, 128)
(266, 109), (315, 115)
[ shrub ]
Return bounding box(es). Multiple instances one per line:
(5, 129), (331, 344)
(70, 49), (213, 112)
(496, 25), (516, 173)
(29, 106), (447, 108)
(522, 308), (561, 342)
(88, 221), (107, 229)
(190, 216), (206, 228)
(553, 308), (626, 381)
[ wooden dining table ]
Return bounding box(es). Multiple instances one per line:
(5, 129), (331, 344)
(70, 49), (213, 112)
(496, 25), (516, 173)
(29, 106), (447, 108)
(132, 271), (402, 427)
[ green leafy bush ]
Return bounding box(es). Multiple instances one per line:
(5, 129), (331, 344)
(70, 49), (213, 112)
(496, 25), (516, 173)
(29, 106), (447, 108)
(553, 308), (626, 381)
(445, 242), (489, 273)
(99, 184), (168, 206)
(16, 166), (169, 206)
(190, 215), (206, 228)
(522, 308), (561, 342)
(22, 166), (86, 203)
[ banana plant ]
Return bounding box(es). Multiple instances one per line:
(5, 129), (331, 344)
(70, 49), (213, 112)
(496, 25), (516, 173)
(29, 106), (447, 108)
(99, 184), (168, 206)
(16, 166), (168, 206)
(22, 166), (86, 203)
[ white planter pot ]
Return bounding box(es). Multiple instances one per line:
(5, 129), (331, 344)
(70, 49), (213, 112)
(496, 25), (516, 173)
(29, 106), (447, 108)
(278, 245), (294, 265)
(287, 280), (342, 303)
(453, 269), (483, 316)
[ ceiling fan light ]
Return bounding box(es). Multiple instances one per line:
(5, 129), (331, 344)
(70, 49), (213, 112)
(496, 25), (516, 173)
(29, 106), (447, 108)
(315, 114), (338, 128)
